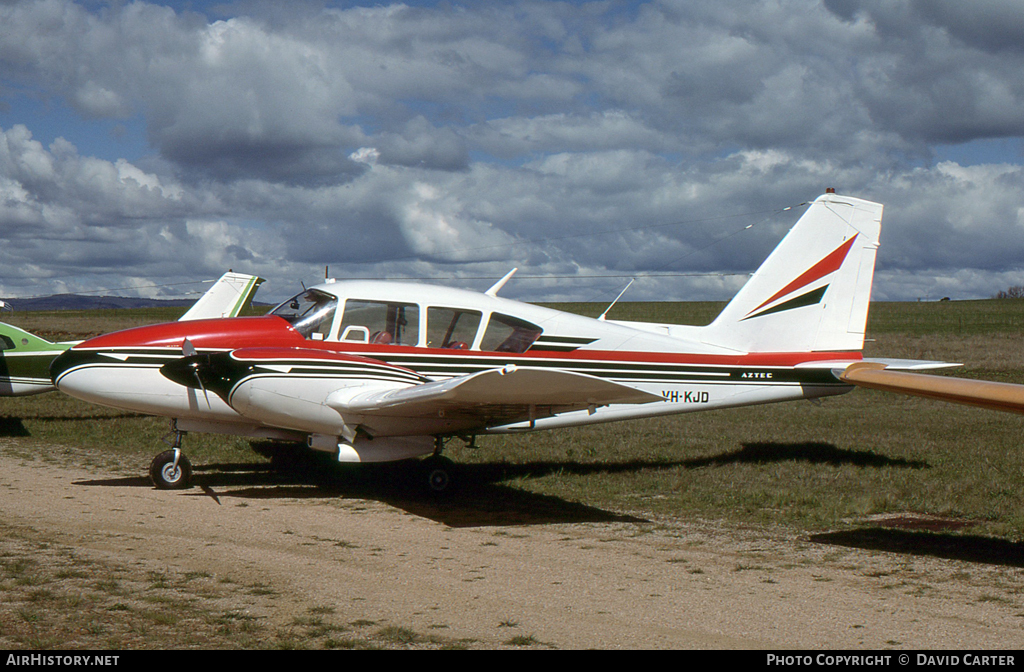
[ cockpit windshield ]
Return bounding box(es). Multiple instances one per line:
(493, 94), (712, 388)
(269, 289), (338, 340)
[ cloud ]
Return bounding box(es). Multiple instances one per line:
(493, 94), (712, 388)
(469, 111), (674, 159)
(821, 0), (1024, 144)
(374, 116), (469, 171)
(0, 0), (1022, 305)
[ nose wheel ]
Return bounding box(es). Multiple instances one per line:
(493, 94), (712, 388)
(149, 423), (193, 490)
(150, 450), (193, 489)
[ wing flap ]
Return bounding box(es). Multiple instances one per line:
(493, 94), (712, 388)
(329, 365), (663, 422)
(840, 362), (1024, 415)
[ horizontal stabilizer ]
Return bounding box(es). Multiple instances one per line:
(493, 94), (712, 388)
(859, 358), (961, 371)
(330, 366), (663, 422)
(840, 362), (1024, 415)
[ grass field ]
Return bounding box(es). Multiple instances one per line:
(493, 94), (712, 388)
(2, 299), (1023, 542)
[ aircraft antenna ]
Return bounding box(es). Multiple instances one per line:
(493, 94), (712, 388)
(598, 278), (635, 321)
(485, 268), (518, 297)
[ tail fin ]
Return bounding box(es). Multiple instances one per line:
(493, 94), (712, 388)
(701, 192), (882, 354)
(179, 272), (265, 321)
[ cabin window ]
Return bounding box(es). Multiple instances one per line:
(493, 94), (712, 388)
(479, 313), (542, 353)
(339, 300), (420, 346)
(427, 307), (482, 349)
(269, 289), (338, 340)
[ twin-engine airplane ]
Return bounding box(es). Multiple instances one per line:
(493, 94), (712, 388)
(46, 192), (1024, 492)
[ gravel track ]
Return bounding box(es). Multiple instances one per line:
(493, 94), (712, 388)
(2, 455), (1022, 649)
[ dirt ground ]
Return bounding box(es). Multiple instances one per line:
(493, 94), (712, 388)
(2, 454), (1022, 650)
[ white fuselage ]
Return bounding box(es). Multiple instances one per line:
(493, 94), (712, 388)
(52, 281), (859, 448)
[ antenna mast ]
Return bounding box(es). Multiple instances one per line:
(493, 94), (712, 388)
(598, 278), (635, 321)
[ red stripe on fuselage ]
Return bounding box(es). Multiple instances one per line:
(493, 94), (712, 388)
(72, 316), (303, 350)
(71, 315), (861, 368)
(305, 342), (862, 369)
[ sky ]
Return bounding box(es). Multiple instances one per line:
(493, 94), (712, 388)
(1, 0), (1024, 306)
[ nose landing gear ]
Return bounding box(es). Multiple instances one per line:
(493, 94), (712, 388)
(149, 421), (193, 490)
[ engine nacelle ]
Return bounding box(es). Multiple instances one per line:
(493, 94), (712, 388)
(307, 433), (435, 463)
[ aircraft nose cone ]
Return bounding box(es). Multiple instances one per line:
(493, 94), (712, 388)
(49, 348), (117, 405)
(48, 346), (205, 417)
(47, 348), (106, 407)
(49, 348), (85, 387)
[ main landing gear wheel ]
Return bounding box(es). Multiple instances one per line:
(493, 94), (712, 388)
(149, 450), (193, 490)
(422, 455), (457, 495)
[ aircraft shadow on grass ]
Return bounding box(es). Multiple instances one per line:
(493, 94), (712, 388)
(810, 528), (1024, 569)
(0, 417), (30, 437)
(0, 413), (150, 438)
(70, 440), (926, 528)
(73, 459), (653, 528)
(685, 441), (929, 469)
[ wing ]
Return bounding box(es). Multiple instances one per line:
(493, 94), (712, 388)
(328, 365), (664, 427)
(163, 348), (661, 432)
(840, 362), (1024, 415)
(178, 272), (265, 321)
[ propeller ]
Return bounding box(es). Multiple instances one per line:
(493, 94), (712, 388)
(181, 338), (210, 407)
(159, 347), (246, 406)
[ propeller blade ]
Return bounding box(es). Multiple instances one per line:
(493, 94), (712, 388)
(159, 351), (242, 406)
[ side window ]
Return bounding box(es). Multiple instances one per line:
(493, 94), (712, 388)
(0, 335), (15, 351)
(339, 301), (420, 346)
(479, 313), (542, 353)
(427, 307), (482, 349)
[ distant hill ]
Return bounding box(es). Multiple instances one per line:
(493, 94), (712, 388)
(1, 294), (197, 311)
